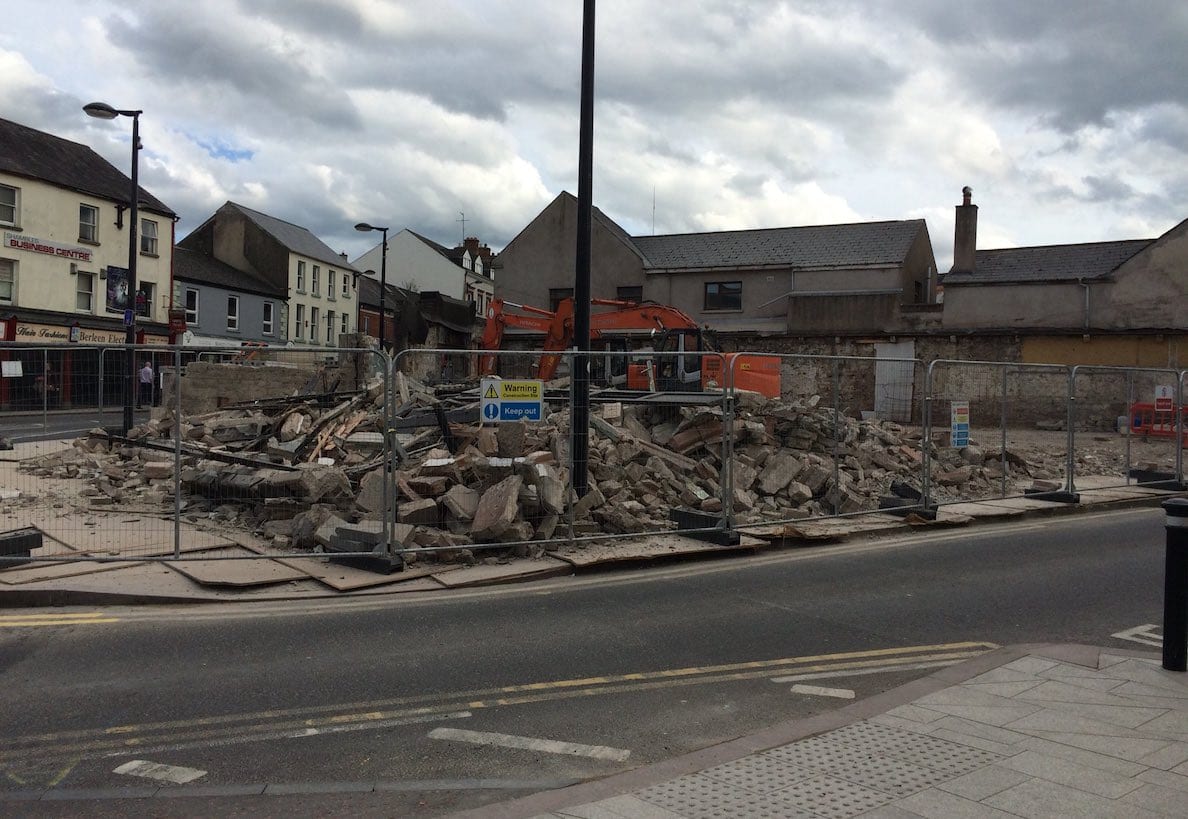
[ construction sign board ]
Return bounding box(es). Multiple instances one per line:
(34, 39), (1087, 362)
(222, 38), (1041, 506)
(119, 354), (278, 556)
(480, 377), (544, 423)
(1155, 385), (1175, 413)
(950, 400), (970, 448)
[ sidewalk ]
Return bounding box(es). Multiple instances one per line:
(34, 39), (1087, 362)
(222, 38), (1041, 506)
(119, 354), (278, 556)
(457, 644), (1188, 819)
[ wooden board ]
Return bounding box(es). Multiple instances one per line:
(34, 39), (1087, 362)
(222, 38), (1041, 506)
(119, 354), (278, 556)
(167, 547), (311, 588)
(0, 560), (142, 585)
(431, 557), (572, 588)
(548, 534), (762, 568)
(277, 557), (457, 592)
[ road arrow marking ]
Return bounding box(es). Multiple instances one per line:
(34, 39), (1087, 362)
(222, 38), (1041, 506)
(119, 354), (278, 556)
(113, 759), (206, 784)
(428, 728), (630, 762)
(790, 684), (855, 699)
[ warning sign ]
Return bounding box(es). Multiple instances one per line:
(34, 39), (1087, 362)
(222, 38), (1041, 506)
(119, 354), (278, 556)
(950, 400), (970, 448)
(480, 377), (544, 423)
(1155, 385), (1175, 413)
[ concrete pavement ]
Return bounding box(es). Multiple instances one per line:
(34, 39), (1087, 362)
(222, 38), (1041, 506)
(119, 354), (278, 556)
(456, 644), (1188, 819)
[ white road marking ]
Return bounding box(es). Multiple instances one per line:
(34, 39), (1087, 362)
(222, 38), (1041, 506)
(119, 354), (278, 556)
(1112, 624), (1163, 647)
(770, 657), (967, 684)
(790, 684), (855, 699)
(113, 759), (206, 784)
(428, 728), (631, 762)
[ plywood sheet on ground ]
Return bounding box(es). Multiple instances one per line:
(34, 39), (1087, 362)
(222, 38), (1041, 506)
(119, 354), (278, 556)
(0, 559), (142, 585)
(31, 515), (237, 558)
(431, 557), (571, 588)
(1079, 487), (1176, 504)
(167, 547), (310, 588)
(942, 501), (1030, 518)
(976, 497), (1067, 513)
(548, 534), (763, 568)
(0, 440), (74, 462)
(278, 557), (456, 592)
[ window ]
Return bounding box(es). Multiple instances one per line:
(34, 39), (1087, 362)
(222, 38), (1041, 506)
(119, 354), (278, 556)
(704, 281), (742, 311)
(227, 296), (239, 331)
(184, 288), (199, 325)
(263, 301), (274, 335)
(75, 270), (93, 311)
(341, 311), (349, 335)
(342, 275), (350, 299)
(295, 304), (305, 339)
(328, 270), (336, 300)
(0, 258), (14, 303)
(616, 285), (643, 303)
(0, 185), (17, 227)
(140, 219), (158, 255)
(310, 306), (319, 343)
(135, 283), (153, 318)
(311, 265), (320, 296)
(79, 204), (99, 243)
(296, 261), (306, 292)
(326, 310), (335, 344)
(549, 287), (574, 312)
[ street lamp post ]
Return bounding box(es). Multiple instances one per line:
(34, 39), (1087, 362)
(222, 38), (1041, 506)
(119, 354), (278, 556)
(354, 223), (389, 352)
(84, 101), (142, 435)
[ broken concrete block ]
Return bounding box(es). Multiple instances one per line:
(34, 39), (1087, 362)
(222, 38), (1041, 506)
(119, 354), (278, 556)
(935, 466), (974, 486)
(298, 465), (353, 503)
(571, 484), (606, 517)
(758, 452), (802, 495)
(534, 514), (560, 541)
(278, 412), (307, 442)
(399, 498), (440, 526)
(314, 513), (351, 548)
(142, 461), (174, 480)
(406, 475), (449, 497)
(534, 465), (565, 515)
(441, 484), (480, 522)
(471, 475), (523, 541)
(731, 458), (758, 492)
(356, 468), (386, 512)
(798, 463), (832, 495)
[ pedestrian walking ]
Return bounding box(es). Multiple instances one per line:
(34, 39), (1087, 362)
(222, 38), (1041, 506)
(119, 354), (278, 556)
(138, 360), (153, 408)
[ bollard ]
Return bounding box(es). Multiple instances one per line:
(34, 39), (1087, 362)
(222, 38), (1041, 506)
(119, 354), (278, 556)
(1162, 498), (1188, 672)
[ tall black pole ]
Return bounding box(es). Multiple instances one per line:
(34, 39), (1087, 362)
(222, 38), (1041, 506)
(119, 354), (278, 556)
(379, 228), (388, 353)
(123, 112), (141, 435)
(571, 0), (595, 497)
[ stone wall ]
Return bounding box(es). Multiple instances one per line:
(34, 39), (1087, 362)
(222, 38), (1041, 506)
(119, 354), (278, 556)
(167, 361), (346, 414)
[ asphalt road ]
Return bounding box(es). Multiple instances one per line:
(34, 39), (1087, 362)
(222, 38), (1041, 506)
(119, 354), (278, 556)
(0, 408), (150, 443)
(0, 505), (1170, 816)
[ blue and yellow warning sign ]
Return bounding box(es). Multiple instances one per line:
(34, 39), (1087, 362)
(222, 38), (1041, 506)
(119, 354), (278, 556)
(480, 377), (544, 423)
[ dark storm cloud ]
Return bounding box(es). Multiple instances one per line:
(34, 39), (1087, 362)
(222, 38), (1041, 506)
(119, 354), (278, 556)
(101, 7), (363, 131)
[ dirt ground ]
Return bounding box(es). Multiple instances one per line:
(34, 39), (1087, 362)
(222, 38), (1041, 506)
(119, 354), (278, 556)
(967, 425), (1183, 480)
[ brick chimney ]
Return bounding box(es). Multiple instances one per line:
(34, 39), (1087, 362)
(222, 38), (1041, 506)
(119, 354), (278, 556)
(951, 186), (978, 274)
(462, 237), (480, 255)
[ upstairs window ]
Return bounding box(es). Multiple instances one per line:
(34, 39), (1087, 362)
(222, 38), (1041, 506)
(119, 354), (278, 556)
(311, 265), (320, 296)
(184, 288), (199, 325)
(296, 260), (306, 292)
(263, 301), (275, 335)
(79, 204), (99, 243)
(310, 306), (320, 343)
(140, 219), (158, 255)
(226, 295), (239, 331)
(0, 185), (18, 227)
(548, 287), (574, 312)
(704, 281), (742, 311)
(295, 304), (305, 339)
(75, 270), (93, 312)
(328, 270), (337, 300)
(326, 310), (335, 344)
(341, 275), (350, 299)
(0, 258), (14, 303)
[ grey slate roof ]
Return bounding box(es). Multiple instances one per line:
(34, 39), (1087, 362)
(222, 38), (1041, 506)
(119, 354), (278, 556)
(0, 117), (174, 216)
(173, 247), (287, 298)
(630, 220), (924, 271)
(944, 239), (1153, 285)
(226, 201), (358, 271)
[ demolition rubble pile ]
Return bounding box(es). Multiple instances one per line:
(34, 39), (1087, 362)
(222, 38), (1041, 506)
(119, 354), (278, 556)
(19, 376), (1112, 563)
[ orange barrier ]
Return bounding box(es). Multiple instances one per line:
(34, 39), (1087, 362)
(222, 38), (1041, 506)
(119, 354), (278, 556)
(1129, 402), (1188, 444)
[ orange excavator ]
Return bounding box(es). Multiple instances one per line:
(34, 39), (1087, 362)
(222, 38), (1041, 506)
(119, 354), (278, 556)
(479, 297), (781, 398)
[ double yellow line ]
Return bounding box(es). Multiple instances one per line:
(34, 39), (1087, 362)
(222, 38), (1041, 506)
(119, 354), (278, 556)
(0, 611), (119, 628)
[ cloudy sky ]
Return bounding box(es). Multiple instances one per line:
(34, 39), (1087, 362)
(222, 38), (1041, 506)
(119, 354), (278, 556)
(2, 0), (1185, 269)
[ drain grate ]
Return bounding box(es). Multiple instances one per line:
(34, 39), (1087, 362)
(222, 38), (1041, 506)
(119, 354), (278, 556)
(637, 773), (819, 819)
(701, 754), (817, 794)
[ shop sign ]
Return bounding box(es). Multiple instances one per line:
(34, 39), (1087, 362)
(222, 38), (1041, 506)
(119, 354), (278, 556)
(14, 322), (167, 346)
(3, 231), (93, 262)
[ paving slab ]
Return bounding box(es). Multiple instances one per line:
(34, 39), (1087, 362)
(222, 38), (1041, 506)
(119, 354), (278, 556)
(278, 557), (456, 591)
(0, 559), (144, 585)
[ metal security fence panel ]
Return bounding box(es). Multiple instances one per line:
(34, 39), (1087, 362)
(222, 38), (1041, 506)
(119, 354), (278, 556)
(383, 347), (738, 566)
(924, 360), (1074, 507)
(1, 343), (394, 567)
(1069, 365), (1186, 491)
(725, 353), (928, 530)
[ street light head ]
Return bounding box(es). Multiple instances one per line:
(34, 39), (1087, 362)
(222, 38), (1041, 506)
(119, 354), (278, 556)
(355, 223), (374, 232)
(83, 102), (119, 120)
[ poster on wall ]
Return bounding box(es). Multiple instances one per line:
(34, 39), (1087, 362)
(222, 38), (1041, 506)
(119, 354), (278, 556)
(105, 265), (130, 314)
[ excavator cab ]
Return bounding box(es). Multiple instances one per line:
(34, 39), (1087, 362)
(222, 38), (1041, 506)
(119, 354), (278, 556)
(625, 328), (704, 391)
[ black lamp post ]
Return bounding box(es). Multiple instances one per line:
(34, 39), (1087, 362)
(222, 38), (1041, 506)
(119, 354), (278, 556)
(354, 223), (389, 351)
(84, 101), (142, 434)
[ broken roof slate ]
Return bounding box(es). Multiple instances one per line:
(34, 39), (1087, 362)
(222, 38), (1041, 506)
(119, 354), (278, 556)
(0, 117), (174, 216)
(173, 247), (287, 298)
(945, 239), (1153, 285)
(630, 220), (924, 271)
(226, 201), (358, 271)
